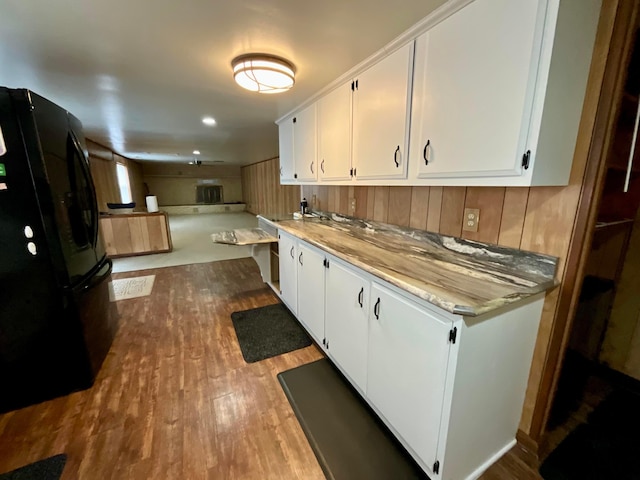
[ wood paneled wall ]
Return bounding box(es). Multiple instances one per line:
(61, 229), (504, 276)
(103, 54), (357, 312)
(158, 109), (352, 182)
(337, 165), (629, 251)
(302, 185), (533, 247)
(241, 157), (300, 216)
(86, 139), (145, 212)
(141, 163), (242, 206)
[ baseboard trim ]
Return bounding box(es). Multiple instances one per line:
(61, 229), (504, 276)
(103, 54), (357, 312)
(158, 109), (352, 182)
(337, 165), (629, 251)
(465, 439), (516, 480)
(515, 429), (540, 469)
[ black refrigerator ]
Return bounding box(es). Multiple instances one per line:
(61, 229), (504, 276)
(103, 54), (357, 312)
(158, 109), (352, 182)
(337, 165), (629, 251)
(0, 88), (118, 413)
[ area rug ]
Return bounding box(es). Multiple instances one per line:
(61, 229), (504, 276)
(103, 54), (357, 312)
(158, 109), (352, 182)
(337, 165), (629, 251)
(277, 359), (427, 480)
(539, 388), (640, 479)
(0, 454), (67, 480)
(108, 275), (156, 302)
(230, 303), (312, 363)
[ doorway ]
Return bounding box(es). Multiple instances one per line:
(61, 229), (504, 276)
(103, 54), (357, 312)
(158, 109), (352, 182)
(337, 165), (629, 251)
(540, 3), (640, 474)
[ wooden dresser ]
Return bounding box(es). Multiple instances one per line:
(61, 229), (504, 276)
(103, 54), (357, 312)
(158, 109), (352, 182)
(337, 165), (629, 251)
(99, 211), (173, 257)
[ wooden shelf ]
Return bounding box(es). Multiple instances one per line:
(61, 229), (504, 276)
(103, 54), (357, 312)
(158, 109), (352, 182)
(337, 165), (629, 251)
(595, 218), (634, 229)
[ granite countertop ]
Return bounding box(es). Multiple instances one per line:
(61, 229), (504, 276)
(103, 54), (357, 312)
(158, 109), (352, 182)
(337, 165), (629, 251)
(261, 212), (558, 317)
(210, 228), (278, 245)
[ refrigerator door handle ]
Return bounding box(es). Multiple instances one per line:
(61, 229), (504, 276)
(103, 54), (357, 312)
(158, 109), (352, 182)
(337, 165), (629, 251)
(79, 257), (112, 292)
(68, 131), (99, 248)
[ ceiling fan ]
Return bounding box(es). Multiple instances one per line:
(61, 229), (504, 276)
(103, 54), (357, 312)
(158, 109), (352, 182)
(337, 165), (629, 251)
(188, 159), (225, 166)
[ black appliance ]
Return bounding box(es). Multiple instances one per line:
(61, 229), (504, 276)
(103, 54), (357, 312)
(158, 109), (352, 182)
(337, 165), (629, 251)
(0, 88), (118, 413)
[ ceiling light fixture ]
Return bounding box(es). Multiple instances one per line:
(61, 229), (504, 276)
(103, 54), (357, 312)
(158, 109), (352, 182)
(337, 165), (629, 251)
(193, 150), (200, 155)
(202, 116), (216, 126)
(232, 54), (295, 94)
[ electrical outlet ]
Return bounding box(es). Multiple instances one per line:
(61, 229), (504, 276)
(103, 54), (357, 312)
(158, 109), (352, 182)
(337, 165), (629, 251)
(463, 208), (480, 232)
(312, 194), (317, 207)
(350, 197), (356, 213)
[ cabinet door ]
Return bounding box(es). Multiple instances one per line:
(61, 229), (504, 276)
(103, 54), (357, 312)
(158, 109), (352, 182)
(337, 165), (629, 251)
(293, 103), (317, 182)
(278, 116), (296, 183)
(410, 0), (540, 179)
(367, 282), (453, 469)
(318, 82), (352, 181)
(352, 42), (413, 180)
(297, 242), (326, 344)
(324, 258), (370, 392)
(278, 232), (297, 315)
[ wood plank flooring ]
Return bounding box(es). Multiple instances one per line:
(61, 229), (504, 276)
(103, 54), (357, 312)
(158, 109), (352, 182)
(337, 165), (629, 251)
(0, 258), (542, 479)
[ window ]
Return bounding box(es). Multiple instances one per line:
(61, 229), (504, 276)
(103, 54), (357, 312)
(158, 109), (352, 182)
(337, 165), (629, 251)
(116, 163), (132, 203)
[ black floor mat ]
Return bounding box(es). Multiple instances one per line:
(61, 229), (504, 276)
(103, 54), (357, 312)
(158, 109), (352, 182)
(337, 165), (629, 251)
(0, 454), (67, 480)
(277, 358), (427, 480)
(540, 389), (640, 480)
(231, 303), (312, 363)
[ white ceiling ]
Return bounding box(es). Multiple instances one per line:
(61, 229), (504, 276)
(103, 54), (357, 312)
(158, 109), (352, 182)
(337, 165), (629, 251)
(0, 0), (446, 165)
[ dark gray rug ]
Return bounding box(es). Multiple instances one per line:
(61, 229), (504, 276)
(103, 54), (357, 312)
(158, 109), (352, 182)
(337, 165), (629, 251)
(277, 359), (427, 480)
(231, 303), (312, 363)
(0, 454), (66, 480)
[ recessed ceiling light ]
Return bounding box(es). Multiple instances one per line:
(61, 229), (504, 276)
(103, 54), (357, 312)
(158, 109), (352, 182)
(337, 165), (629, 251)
(202, 116), (216, 126)
(193, 150), (200, 155)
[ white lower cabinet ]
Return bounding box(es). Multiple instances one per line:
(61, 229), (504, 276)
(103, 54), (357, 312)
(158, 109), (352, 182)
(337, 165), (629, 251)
(278, 231), (298, 315)
(367, 281), (453, 475)
(276, 232), (545, 479)
(324, 257), (370, 393)
(296, 242), (326, 345)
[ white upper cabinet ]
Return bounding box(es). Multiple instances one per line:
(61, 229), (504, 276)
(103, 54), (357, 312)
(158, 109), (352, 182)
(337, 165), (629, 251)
(409, 0), (601, 186)
(278, 114), (295, 183)
(352, 42), (413, 180)
(318, 82), (353, 181)
(293, 103), (317, 182)
(277, 0), (601, 187)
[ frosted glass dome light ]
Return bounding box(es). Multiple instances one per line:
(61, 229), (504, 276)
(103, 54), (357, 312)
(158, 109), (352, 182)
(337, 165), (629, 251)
(232, 54), (295, 94)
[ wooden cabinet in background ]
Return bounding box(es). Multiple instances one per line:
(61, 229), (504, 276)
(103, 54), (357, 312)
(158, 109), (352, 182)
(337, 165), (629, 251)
(99, 212), (172, 258)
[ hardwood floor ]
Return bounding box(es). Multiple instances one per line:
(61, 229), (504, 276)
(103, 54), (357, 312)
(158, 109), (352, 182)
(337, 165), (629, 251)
(0, 258), (542, 479)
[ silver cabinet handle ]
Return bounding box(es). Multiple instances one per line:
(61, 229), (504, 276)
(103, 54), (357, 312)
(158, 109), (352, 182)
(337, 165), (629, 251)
(310, 161), (314, 174)
(358, 287), (363, 308)
(394, 145), (400, 168)
(298, 251), (303, 265)
(374, 298), (381, 319)
(290, 246), (294, 258)
(321, 159), (325, 174)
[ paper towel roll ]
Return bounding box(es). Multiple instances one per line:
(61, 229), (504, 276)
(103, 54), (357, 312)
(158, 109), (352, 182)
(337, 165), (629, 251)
(146, 195), (159, 213)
